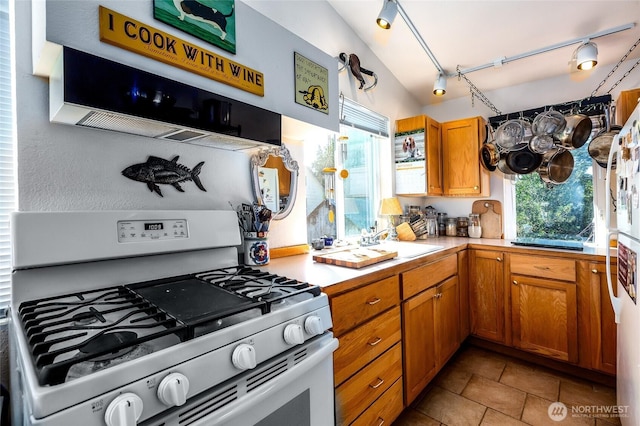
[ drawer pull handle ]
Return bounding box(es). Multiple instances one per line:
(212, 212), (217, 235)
(592, 269), (599, 274)
(367, 298), (381, 306)
(369, 377), (385, 389)
(368, 337), (382, 346)
(534, 265), (550, 270)
(376, 418), (385, 426)
(513, 280), (518, 286)
(496, 257), (502, 262)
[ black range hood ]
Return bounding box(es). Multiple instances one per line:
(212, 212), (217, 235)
(49, 47), (281, 150)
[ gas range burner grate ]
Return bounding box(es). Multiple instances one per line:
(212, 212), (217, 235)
(17, 287), (185, 386)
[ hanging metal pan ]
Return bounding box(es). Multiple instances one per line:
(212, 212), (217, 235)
(480, 143), (500, 171)
(495, 119), (530, 152)
(538, 148), (574, 184)
(505, 147), (543, 175)
(589, 105), (621, 168)
(554, 114), (592, 149)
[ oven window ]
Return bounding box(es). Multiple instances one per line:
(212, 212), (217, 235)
(255, 389), (310, 426)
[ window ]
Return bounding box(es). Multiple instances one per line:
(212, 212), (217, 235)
(512, 138), (594, 242)
(304, 98), (387, 242)
(0, 0), (15, 314)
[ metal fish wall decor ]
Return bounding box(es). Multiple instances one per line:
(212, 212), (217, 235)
(122, 155), (206, 197)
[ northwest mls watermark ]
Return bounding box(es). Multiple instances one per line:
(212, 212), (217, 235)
(548, 402), (630, 421)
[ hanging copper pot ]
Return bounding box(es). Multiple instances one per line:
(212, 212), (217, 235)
(480, 143), (500, 171)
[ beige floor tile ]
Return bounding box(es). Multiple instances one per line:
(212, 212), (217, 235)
(521, 395), (595, 426)
(448, 348), (507, 381)
(393, 409), (442, 426)
(559, 379), (617, 408)
(416, 386), (486, 426)
(435, 364), (474, 394)
(480, 408), (528, 426)
(499, 363), (560, 401)
(461, 374), (526, 419)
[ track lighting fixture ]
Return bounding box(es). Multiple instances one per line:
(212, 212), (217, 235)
(433, 74), (447, 96)
(376, 0), (398, 29)
(576, 41), (598, 70)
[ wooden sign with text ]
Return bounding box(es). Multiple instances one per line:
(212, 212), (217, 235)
(99, 6), (264, 96)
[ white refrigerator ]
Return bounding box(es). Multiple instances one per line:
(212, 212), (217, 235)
(606, 100), (640, 426)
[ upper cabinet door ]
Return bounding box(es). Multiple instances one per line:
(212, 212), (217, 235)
(442, 117), (490, 197)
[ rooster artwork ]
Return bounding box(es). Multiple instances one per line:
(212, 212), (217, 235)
(122, 156), (206, 197)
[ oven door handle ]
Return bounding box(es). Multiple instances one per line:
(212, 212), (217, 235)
(200, 336), (339, 426)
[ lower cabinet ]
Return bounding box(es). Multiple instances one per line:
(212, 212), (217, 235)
(584, 261), (618, 374)
(329, 275), (402, 425)
(401, 254), (460, 405)
(469, 249), (506, 344)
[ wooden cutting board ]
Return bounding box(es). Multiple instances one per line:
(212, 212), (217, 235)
(472, 200), (503, 239)
(313, 247), (398, 268)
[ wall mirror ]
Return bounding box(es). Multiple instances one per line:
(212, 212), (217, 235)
(251, 145), (299, 220)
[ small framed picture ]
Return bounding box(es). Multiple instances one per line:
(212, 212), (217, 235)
(294, 52), (329, 114)
(154, 0), (236, 54)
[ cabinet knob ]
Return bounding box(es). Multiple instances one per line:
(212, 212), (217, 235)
(592, 269), (599, 274)
(474, 186), (479, 190)
(366, 297), (381, 306)
(496, 257), (502, 262)
(513, 280), (518, 286)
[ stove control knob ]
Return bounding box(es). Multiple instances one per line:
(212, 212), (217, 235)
(284, 323), (305, 345)
(304, 315), (325, 336)
(157, 372), (190, 407)
(232, 343), (257, 370)
(104, 392), (143, 426)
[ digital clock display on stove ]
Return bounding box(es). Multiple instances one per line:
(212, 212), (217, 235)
(144, 223), (164, 231)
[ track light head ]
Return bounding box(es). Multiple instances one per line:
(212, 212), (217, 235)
(376, 0), (398, 29)
(576, 41), (598, 70)
(433, 74), (447, 96)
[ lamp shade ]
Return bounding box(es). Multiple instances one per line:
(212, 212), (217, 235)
(376, 0), (398, 29)
(433, 73), (447, 96)
(380, 197), (403, 216)
(577, 42), (598, 70)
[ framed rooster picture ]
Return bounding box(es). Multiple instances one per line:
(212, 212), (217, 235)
(154, 0), (236, 54)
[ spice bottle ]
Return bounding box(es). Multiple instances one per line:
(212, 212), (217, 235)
(456, 217), (469, 237)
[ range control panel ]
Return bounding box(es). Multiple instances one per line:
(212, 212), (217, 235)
(117, 219), (189, 242)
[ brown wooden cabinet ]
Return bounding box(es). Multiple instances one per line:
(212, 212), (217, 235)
(330, 275), (403, 425)
(584, 261), (618, 374)
(510, 254), (578, 363)
(616, 88), (640, 126)
(469, 249), (506, 343)
(401, 254), (459, 405)
(441, 116), (490, 197)
(395, 115), (443, 196)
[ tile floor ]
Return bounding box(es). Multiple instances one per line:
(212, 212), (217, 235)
(393, 345), (619, 426)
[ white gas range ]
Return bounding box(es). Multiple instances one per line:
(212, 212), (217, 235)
(9, 210), (338, 426)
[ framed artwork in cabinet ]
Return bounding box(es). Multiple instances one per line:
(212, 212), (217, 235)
(395, 129), (426, 195)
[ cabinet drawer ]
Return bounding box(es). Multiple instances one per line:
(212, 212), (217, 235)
(334, 306), (401, 386)
(402, 254), (457, 299)
(331, 276), (400, 336)
(510, 254), (576, 281)
(336, 343), (403, 426)
(350, 378), (404, 426)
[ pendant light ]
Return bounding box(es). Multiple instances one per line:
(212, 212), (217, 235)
(576, 41), (598, 70)
(433, 73), (447, 96)
(376, 0), (398, 29)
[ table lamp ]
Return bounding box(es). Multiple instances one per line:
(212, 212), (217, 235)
(380, 197), (403, 241)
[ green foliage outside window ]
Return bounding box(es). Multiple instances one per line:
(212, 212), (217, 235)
(515, 145), (594, 242)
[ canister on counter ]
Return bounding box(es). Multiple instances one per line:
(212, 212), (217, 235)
(446, 217), (457, 236)
(437, 212), (448, 236)
(244, 232), (269, 265)
(456, 217), (469, 237)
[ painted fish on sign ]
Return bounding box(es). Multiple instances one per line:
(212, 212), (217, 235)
(122, 156), (206, 197)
